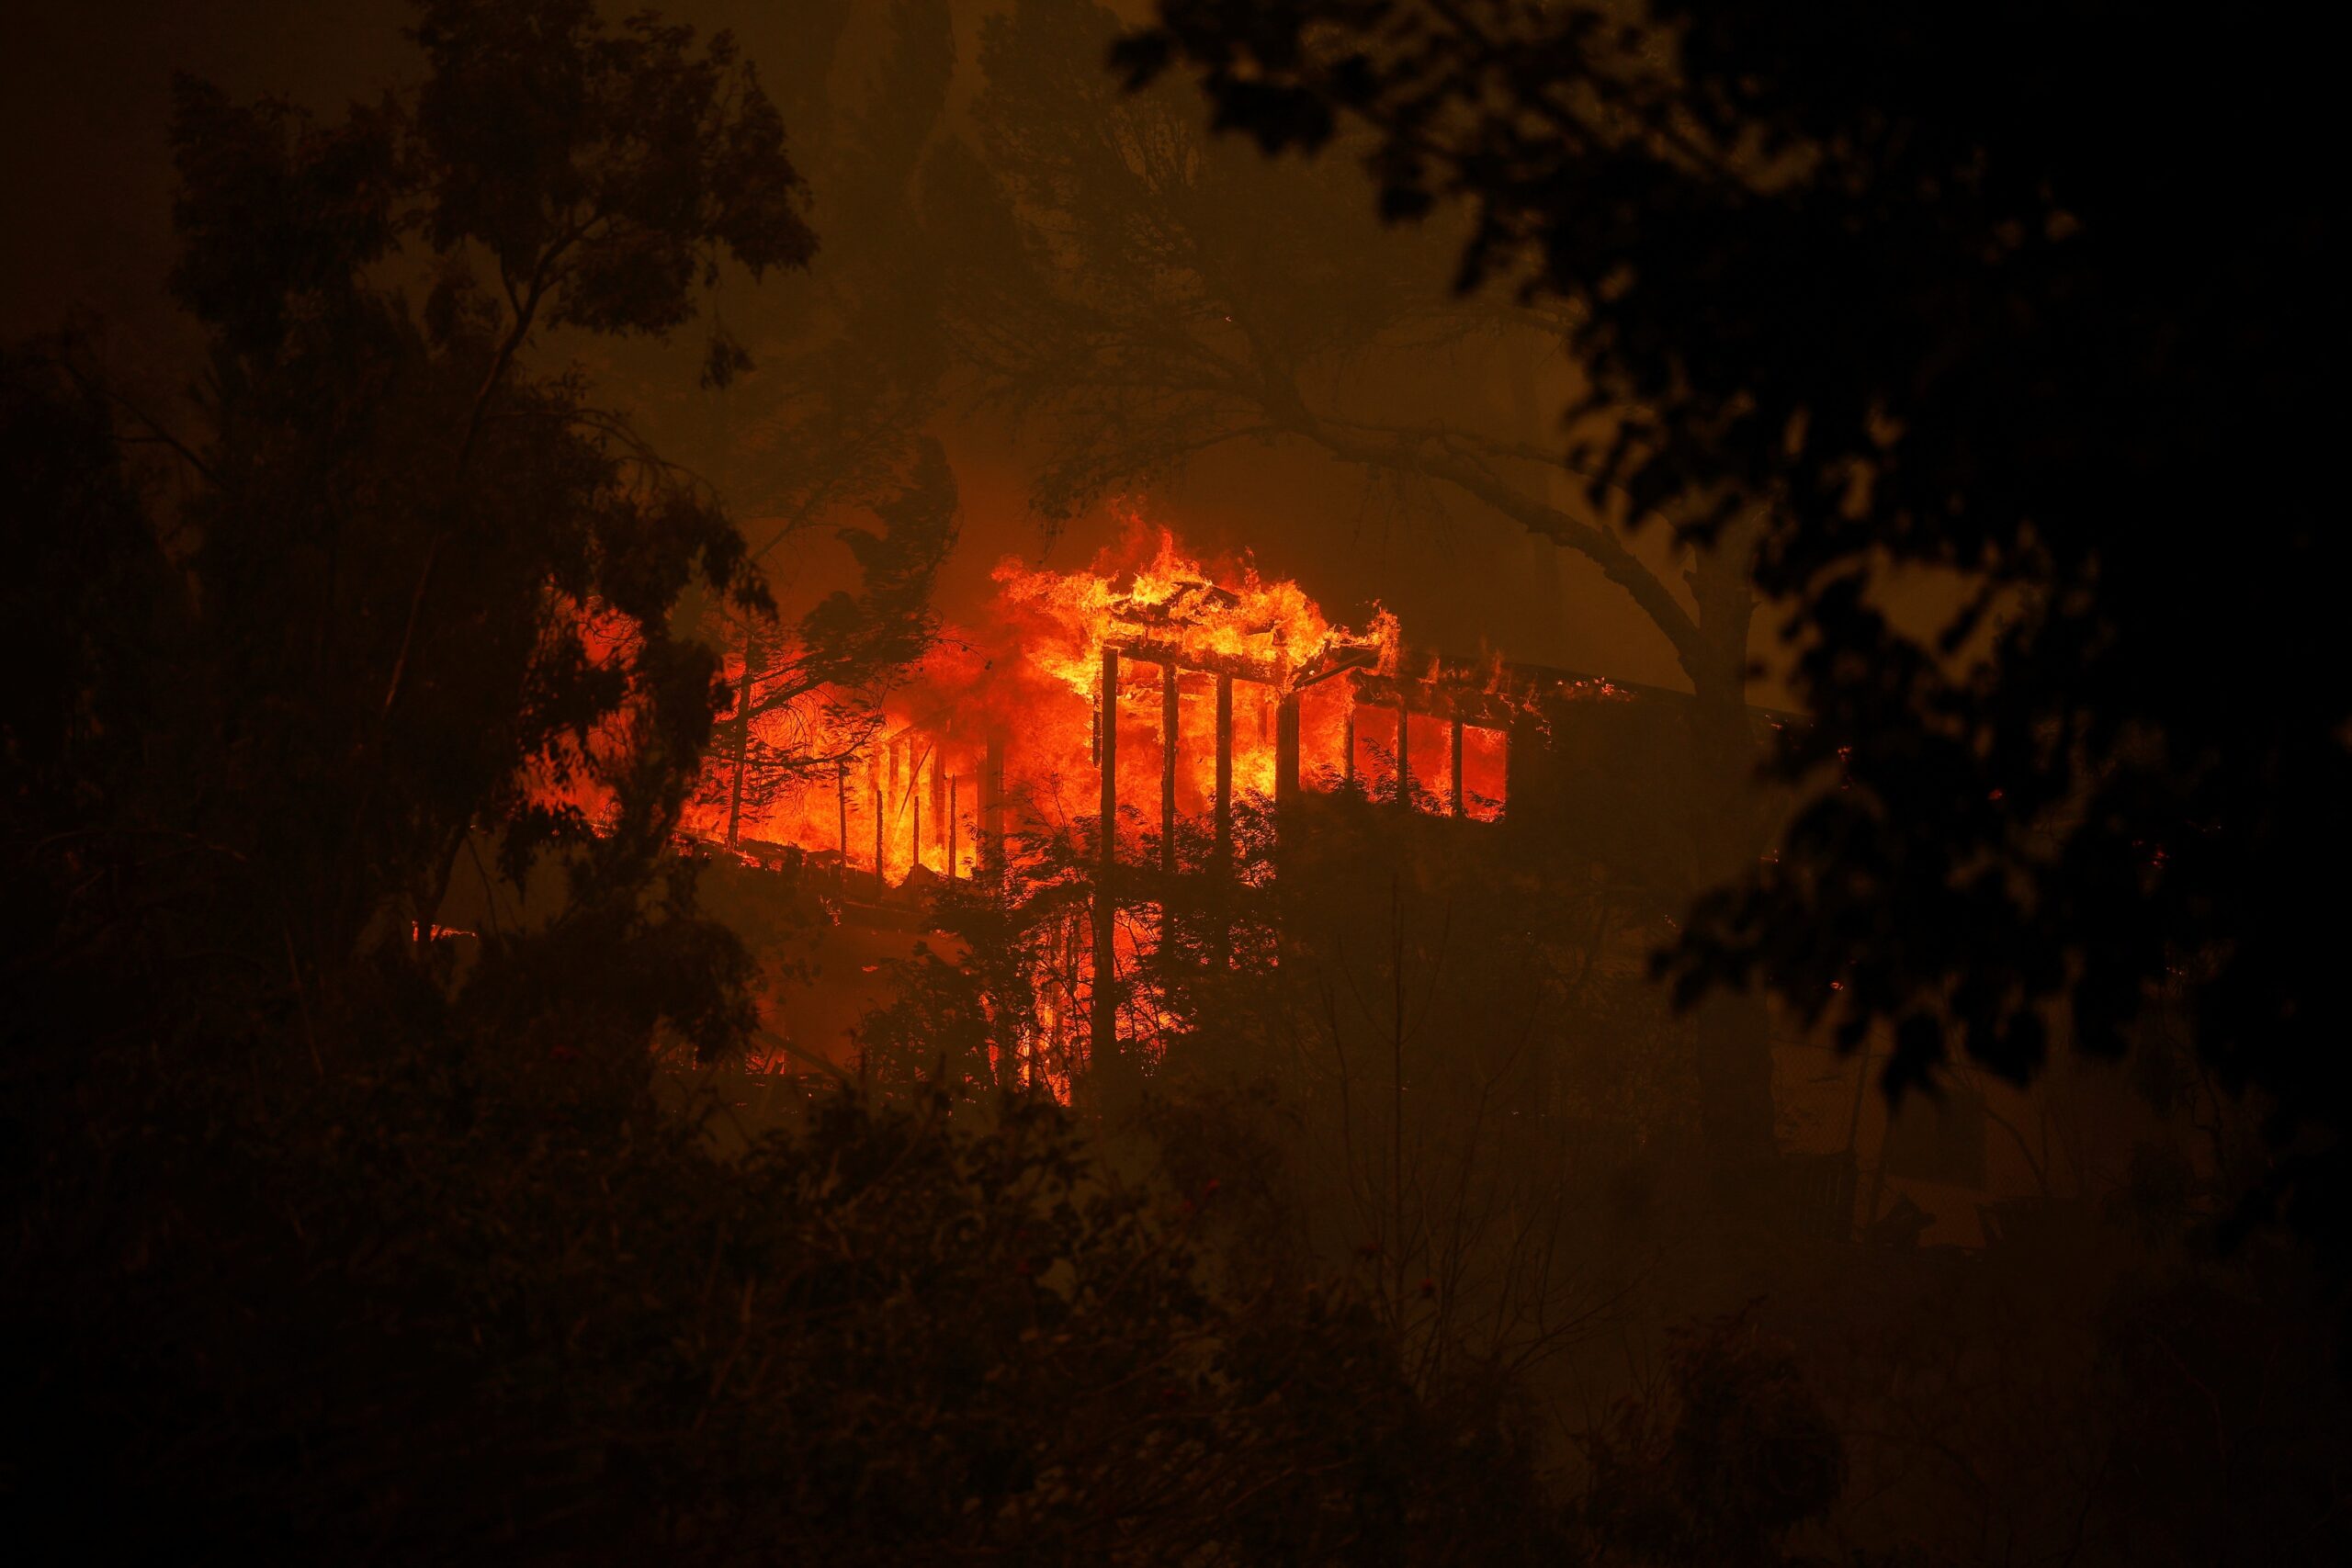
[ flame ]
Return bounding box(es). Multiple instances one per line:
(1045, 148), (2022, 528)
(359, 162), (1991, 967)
(678, 519), (1437, 884)
(545, 507), (1533, 1091)
(992, 525), (1397, 699)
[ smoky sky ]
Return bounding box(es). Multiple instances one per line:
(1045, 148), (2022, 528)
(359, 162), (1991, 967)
(4, 0), (1738, 701)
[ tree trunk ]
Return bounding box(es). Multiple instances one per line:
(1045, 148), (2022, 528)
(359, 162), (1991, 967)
(1683, 520), (1776, 1177)
(724, 650), (753, 851)
(1292, 393), (1782, 1176)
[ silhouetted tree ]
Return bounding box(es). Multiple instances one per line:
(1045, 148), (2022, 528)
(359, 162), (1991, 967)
(151, 0), (812, 987)
(1576, 1306), (1847, 1567)
(933, 0), (1777, 1167)
(639, 0), (960, 537)
(1121, 0), (2347, 1254)
(4, 7), (1574, 1559)
(705, 435), (956, 848)
(567, 2), (969, 858)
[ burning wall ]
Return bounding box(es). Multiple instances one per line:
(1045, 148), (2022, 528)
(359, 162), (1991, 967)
(509, 515), (1661, 1091)
(685, 525), (1517, 888)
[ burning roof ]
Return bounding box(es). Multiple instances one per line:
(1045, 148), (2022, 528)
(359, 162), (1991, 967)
(687, 525), (1532, 889)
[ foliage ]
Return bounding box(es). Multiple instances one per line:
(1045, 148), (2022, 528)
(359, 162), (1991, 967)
(1575, 1306), (1847, 1567)
(1122, 0), (2348, 1249)
(130, 0), (815, 998)
(1758, 1204), (2352, 1566)
(870, 783), (1683, 1400)
(934, 0), (1778, 1163)
(939, 0), (1740, 699)
(642, 1), (964, 853)
(653, 0), (959, 532)
(2, 7), (1566, 1561)
(701, 434), (957, 841)
(854, 937), (1002, 1101)
(10, 1026), (1564, 1562)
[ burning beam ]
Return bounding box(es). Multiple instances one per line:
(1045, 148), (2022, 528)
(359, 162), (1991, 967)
(1214, 671), (1233, 968)
(983, 729), (1006, 883)
(1160, 662), (1178, 877)
(1275, 693), (1300, 807)
(1214, 673), (1233, 870)
(1396, 702), (1411, 809)
(1093, 643), (1118, 1077)
(665, 524), (1528, 919)
(1450, 719), (1465, 817)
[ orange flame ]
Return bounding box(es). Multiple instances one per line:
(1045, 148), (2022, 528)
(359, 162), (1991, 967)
(675, 513), (1521, 886)
(530, 509), (1537, 1093)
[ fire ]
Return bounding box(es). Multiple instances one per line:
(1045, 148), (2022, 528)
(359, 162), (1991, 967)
(991, 527), (1396, 702)
(679, 519), (1521, 879)
(550, 510), (1527, 1091)
(993, 526), (1396, 820)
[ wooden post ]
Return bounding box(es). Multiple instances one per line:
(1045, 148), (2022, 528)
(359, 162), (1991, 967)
(931, 746), (948, 871)
(1395, 705), (1411, 810)
(1214, 673), (1234, 969)
(725, 656), (753, 850)
(1160, 662), (1179, 874)
(1092, 646), (1120, 1076)
(1099, 648), (1121, 862)
(948, 775), (958, 879)
(911, 763), (922, 876)
(1213, 675), (1234, 870)
(836, 763), (849, 892)
(874, 783), (885, 897)
(1274, 692), (1300, 808)
(1270, 688), (1303, 983)
(1449, 718), (1465, 817)
(1159, 661), (1179, 953)
(983, 730), (1007, 884)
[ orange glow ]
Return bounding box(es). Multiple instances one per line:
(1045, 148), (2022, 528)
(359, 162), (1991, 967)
(662, 512), (1523, 888)
(675, 514), (1510, 884)
(550, 508), (1532, 1089)
(1460, 725), (1508, 822)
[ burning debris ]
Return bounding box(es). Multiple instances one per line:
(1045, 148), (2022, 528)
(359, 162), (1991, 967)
(682, 524), (1521, 891)
(571, 519), (1579, 1097)
(522, 516), (1668, 1096)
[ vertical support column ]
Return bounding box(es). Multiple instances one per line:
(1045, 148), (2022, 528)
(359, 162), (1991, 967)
(1274, 691), (1301, 808)
(1214, 672), (1234, 970)
(725, 657), (752, 851)
(1160, 663), (1179, 874)
(1159, 661), (1179, 953)
(1098, 647), (1121, 861)
(1395, 705), (1412, 810)
(1213, 675), (1234, 871)
(1092, 646), (1120, 1077)
(948, 775), (958, 879)
(982, 730), (1007, 884)
(1503, 719), (1524, 824)
(1449, 718), (1465, 817)
(1272, 689), (1302, 983)
(931, 747), (948, 873)
(911, 766), (922, 877)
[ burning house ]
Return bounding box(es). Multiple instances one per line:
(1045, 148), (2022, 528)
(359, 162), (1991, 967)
(659, 526), (1752, 1096)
